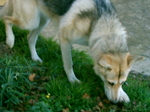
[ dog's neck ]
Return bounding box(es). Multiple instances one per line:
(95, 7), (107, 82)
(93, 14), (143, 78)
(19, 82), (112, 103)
(89, 15), (129, 63)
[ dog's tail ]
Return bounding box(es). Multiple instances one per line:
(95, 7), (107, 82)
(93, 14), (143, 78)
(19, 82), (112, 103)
(0, 1), (12, 20)
(95, 0), (116, 16)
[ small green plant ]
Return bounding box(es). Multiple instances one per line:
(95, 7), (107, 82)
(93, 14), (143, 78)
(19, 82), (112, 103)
(29, 101), (52, 112)
(0, 68), (31, 107)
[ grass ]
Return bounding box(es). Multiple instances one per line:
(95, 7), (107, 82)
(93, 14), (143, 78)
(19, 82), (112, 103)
(0, 21), (150, 112)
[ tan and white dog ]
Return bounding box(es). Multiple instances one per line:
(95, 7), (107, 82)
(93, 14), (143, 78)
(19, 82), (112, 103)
(0, 0), (143, 103)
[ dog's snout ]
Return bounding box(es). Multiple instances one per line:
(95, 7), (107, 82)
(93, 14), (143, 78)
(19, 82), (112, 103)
(104, 83), (130, 104)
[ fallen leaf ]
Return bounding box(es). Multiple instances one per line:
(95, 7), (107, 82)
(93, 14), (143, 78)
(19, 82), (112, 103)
(82, 93), (90, 99)
(40, 76), (50, 81)
(93, 105), (101, 111)
(62, 108), (70, 112)
(18, 107), (25, 111)
(81, 110), (92, 112)
(28, 73), (36, 81)
(28, 99), (37, 105)
(96, 87), (100, 90)
(99, 92), (105, 98)
(96, 96), (101, 102)
(98, 102), (104, 108)
(67, 96), (71, 99)
(103, 99), (110, 104)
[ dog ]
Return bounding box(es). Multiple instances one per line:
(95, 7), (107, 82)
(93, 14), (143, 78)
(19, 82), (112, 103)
(0, 0), (143, 103)
(0, 0), (50, 62)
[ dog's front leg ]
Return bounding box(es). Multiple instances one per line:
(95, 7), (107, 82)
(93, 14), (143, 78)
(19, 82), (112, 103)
(59, 36), (81, 83)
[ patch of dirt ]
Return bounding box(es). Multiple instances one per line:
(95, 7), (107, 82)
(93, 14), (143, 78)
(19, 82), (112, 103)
(0, 42), (12, 57)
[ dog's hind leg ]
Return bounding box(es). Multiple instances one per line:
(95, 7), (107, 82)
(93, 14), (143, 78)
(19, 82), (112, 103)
(27, 15), (49, 62)
(5, 20), (15, 48)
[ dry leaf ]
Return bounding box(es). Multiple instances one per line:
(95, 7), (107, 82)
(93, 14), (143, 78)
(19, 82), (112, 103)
(28, 99), (37, 105)
(40, 76), (50, 81)
(93, 105), (101, 111)
(98, 102), (104, 108)
(62, 108), (70, 112)
(82, 93), (90, 99)
(28, 73), (36, 81)
(96, 96), (101, 102)
(81, 110), (92, 112)
(103, 99), (110, 104)
(96, 87), (100, 90)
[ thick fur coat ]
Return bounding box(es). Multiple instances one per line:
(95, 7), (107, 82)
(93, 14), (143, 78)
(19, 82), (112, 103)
(0, 0), (143, 103)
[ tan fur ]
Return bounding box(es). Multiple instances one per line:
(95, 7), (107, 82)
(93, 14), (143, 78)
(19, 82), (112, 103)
(94, 52), (143, 103)
(4, 17), (20, 26)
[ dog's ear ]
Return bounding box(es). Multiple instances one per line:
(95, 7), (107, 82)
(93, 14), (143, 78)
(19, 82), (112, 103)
(98, 58), (112, 71)
(127, 55), (144, 66)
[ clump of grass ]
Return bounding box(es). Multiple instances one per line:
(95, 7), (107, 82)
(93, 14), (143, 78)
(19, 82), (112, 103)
(0, 21), (150, 111)
(0, 68), (31, 107)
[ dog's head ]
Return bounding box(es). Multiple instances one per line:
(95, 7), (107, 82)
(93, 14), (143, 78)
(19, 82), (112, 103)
(94, 52), (143, 103)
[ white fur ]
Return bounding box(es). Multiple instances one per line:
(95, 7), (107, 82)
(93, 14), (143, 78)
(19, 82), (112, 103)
(58, 0), (95, 83)
(104, 84), (130, 103)
(5, 21), (15, 48)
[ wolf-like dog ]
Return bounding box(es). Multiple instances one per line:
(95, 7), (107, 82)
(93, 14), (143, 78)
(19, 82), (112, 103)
(0, 0), (143, 103)
(0, 0), (50, 62)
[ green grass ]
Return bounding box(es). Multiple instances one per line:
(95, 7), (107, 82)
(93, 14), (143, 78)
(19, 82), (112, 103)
(0, 21), (150, 112)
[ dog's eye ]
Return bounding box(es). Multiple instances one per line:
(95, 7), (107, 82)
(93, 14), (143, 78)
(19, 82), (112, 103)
(108, 82), (115, 86)
(106, 67), (112, 71)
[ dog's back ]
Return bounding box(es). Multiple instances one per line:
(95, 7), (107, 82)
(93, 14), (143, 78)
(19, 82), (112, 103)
(42, 0), (76, 15)
(0, 0), (13, 19)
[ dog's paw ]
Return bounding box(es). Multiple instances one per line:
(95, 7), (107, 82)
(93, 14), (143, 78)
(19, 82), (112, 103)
(32, 57), (43, 63)
(6, 37), (14, 48)
(68, 75), (81, 84)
